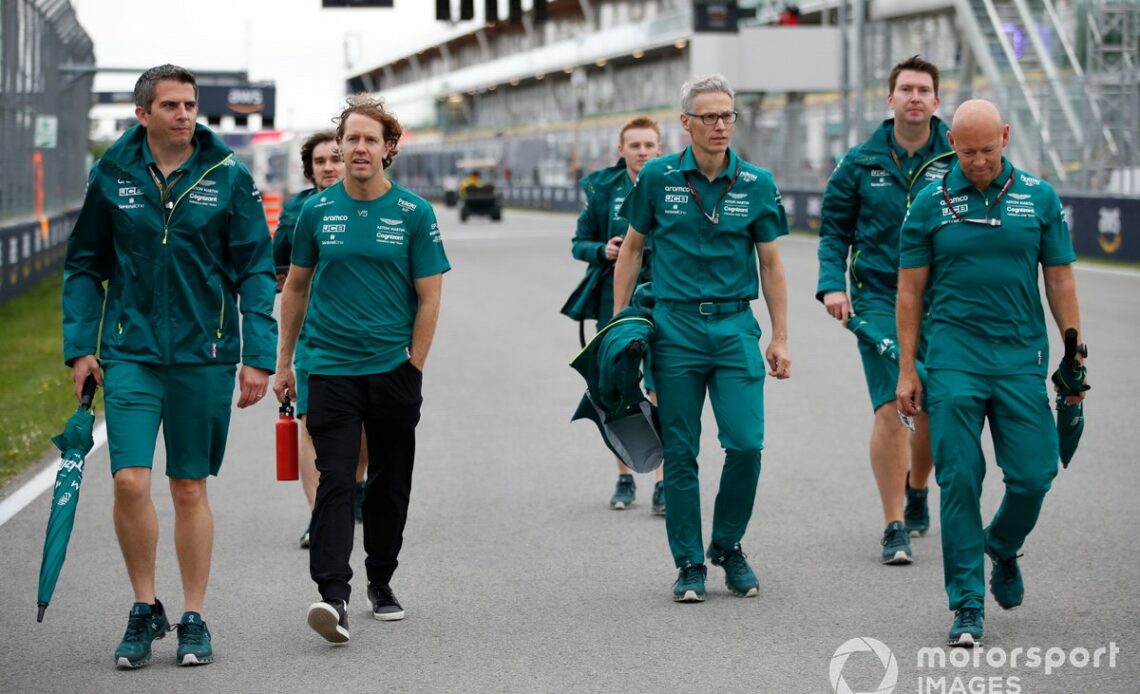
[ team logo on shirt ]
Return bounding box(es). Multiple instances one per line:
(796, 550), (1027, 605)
(397, 198), (417, 212)
(315, 197), (335, 208)
(379, 217), (403, 226)
(188, 186), (220, 207)
(739, 171), (758, 183)
(118, 187), (142, 197)
(376, 229), (406, 245)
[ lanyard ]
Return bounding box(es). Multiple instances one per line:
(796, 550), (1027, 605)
(682, 153), (740, 225)
(941, 169), (1015, 227)
(147, 164), (186, 214)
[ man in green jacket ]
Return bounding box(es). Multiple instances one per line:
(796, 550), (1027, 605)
(571, 116), (664, 513)
(816, 56), (954, 564)
(63, 65), (277, 668)
(614, 75), (791, 603)
(897, 99), (1086, 647)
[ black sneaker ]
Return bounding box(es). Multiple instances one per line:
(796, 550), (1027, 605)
(307, 599), (349, 643)
(114, 599), (170, 669)
(651, 480), (666, 516)
(368, 584), (405, 621)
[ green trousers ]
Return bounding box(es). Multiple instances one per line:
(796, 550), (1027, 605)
(926, 369), (1058, 611)
(652, 304), (766, 567)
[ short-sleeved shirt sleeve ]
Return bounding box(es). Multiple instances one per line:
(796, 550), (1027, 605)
(409, 205), (450, 279)
(1039, 188), (1076, 266)
(899, 182), (940, 269)
(620, 165), (658, 235)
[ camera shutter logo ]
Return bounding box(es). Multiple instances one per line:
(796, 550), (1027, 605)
(829, 637), (898, 694)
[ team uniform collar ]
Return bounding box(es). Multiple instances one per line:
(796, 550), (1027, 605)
(678, 146), (740, 181)
(142, 135), (199, 174)
(944, 158), (1015, 196)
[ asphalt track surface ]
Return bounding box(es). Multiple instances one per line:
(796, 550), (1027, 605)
(1, 208), (1137, 694)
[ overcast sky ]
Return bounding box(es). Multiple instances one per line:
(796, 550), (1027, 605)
(70, 0), (481, 130)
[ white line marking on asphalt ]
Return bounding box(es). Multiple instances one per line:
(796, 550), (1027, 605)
(0, 421), (107, 528)
(1073, 262), (1140, 278)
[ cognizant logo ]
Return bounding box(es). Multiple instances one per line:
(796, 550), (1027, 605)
(830, 637), (899, 694)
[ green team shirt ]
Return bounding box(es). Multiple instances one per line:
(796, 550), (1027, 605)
(899, 159), (1075, 376)
(620, 146), (788, 302)
(292, 181), (450, 376)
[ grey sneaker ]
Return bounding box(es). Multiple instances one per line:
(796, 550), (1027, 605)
(609, 474), (636, 510)
(114, 599), (170, 669)
(368, 583), (405, 621)
(307, 599), (349, 643)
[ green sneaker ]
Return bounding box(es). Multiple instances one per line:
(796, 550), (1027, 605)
(985, 534), (1025, 610)
(114, 599), (170, 669)
(707, 542), (760, 597)
(948, 607), (984, 647)
(353, 481), (366, 522)
(609, 474), (636, 510)
(651, 480), (666, 516)
(881, 520), (913, 564)
(175, 612), (213, 666)
(672, 562), (707, 602)
(904, 483), (930, 536)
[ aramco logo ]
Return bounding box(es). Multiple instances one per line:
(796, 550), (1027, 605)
(830, 637), (899, 694)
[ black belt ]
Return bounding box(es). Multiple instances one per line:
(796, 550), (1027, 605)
(660, 299), (750, 316)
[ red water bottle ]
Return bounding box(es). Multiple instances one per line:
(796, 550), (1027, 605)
(276, 392), (299, 481)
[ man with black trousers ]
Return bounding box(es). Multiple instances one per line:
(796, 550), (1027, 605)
(274, 94), (449, 643)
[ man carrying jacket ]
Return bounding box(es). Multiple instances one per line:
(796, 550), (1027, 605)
(63, 64), (277, 669)
(816, 56), (954, 564)
(571, 116), (664, 513)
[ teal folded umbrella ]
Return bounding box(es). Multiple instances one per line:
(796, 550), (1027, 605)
(1051, 328), (1089, 468)
(846, 314), (927, 384)
(37, 376), (98, 622)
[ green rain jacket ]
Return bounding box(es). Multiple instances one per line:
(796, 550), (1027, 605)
(816, 117), (955, 313)
(63, 124), (277, 371)
(273, 187), (316, 268)
(564, 160), (650, 323)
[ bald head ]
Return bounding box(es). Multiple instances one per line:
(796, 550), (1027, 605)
(949, 99), (1010, 190)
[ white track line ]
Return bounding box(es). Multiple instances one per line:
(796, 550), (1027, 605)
(0, 421), (107, 528)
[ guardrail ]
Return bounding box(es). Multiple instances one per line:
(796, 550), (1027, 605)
(0, 210), (81, 303)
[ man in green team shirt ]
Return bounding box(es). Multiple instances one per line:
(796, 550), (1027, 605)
(274, 95), (450, 643)
(613, 74), (791, 603)
(571, 116), (665, 513)
(897, 100), (1087, 647)
(817, 56), (954, 564)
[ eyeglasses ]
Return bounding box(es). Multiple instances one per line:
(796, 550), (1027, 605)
(685, 111), (738, 126)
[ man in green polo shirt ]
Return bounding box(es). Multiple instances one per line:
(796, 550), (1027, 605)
(613, 74), (791, 603)
(817, 56), (955, 564)
(571, 116), (665, 513)
(897, 100), (1086, 647)
(274, 95), (450, 643)
(64, 64), (277, 668)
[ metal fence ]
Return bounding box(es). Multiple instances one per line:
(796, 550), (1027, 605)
(0, 0), (94, 302)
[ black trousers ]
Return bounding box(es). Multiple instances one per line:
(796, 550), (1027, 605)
(305, 362), (423, 603)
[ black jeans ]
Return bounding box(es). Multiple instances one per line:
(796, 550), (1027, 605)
(305, 362), (423, 603)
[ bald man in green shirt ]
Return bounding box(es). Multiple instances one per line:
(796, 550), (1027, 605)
(614, 74), (791, 603)
(897, 100), (1087, 647)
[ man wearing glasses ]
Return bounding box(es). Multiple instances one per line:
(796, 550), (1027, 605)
(612, 74), (791, 603)
(897, 100), (1086, 647)
(816, 56), (954, 565)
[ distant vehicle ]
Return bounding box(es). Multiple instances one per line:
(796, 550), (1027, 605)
(457, 157), (503, 222)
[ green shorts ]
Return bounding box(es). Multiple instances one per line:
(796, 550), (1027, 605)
(103, 360), (237, 479)
(854, 312), (925, 413)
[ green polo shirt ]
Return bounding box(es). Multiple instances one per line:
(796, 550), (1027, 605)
(292, 181), (451, 376)
(620, 146), (788, 302)
(899, 159), (1075, 376)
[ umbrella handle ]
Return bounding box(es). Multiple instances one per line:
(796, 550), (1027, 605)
(80, 375), (98, 411)
(37, 602), (47, 622)
(1062, 328), (1087, 364)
